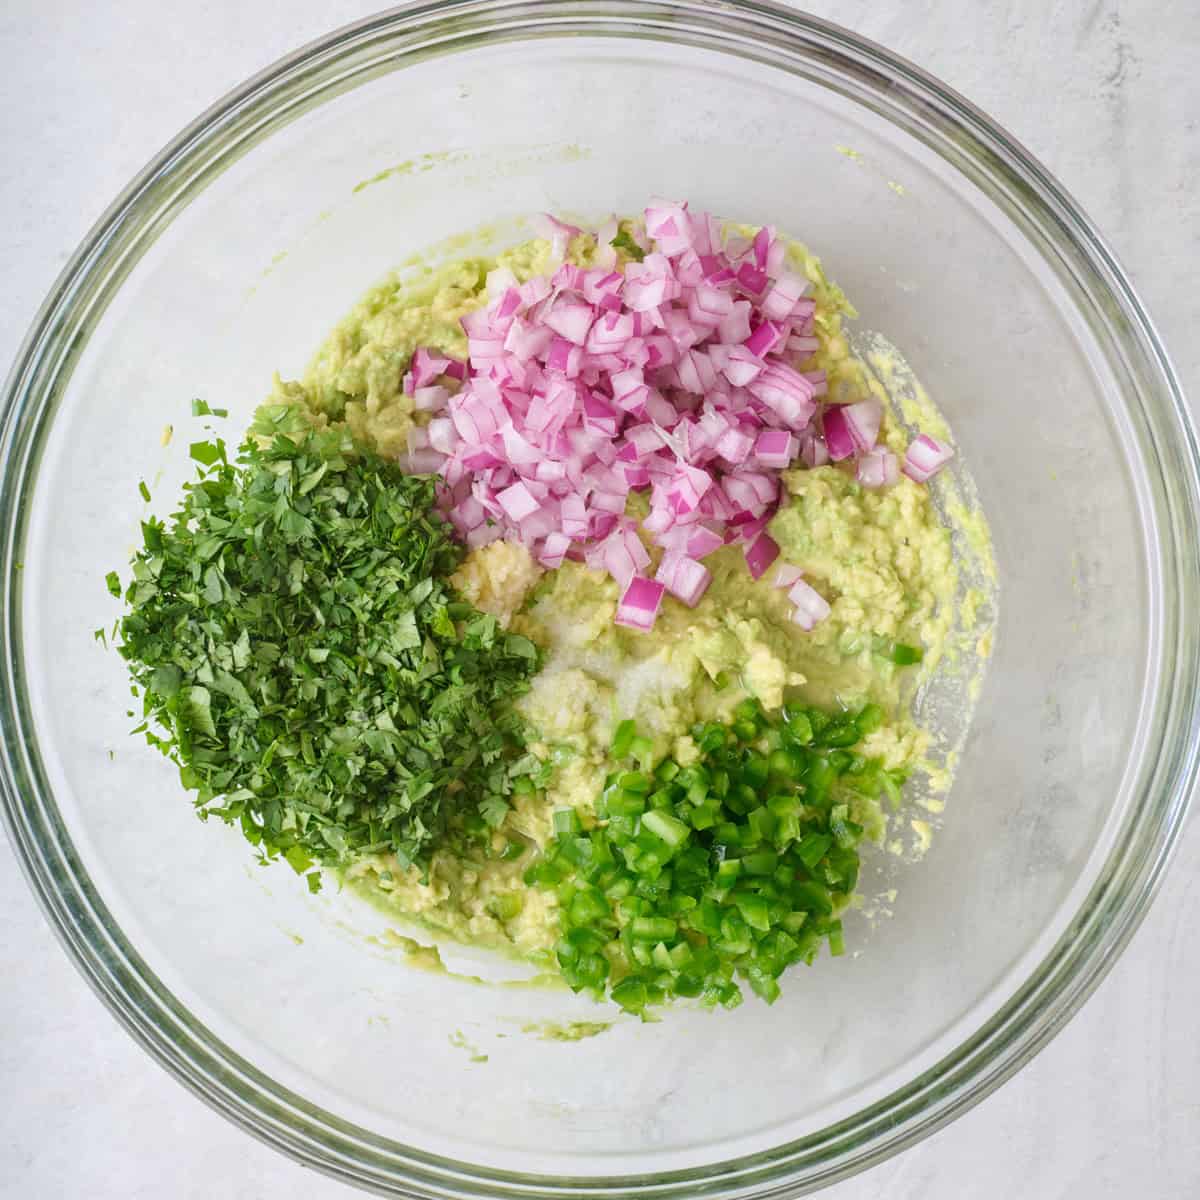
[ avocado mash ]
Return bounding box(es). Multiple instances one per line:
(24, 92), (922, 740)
(321, 224), (994, 973)
(113, 206), (995, 1008)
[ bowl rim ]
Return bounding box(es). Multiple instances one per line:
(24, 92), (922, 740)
(3, 1), (1199, 1196)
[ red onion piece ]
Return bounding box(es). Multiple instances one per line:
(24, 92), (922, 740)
(539, 531), (571, 568)
(744, 532), (781, 581)
(760, 272), (809, 322)
(496, 481), (540, 523)
(773, 563), (804, 590)
(544, 299), (596, 346)
(744, 320), (783, 357)
(402, 448), (447, 474)
(754, 429), (797, 470)
(411, 346), (451, 387)
(533, 212), (582, 259)
(821, 404), (856, 461)
(413, 385), (450, 414)
(615, 576), (666, 631)
(856, 448), (900, 489)
(903, 434), (954, 482)
(655, 552), (712, 607)
(788, 578), (832, 630)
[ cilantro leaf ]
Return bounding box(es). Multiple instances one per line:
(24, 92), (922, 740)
(189, 439), (225, 467)
(611, 229), (646, 261)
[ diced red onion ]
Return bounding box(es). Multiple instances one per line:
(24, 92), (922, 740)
(744, 531), (781, 581)
(624, 271), (678, 313)
(533, 212), (582, 259)
(655, 552), (712, 607)
(752, 226), (772, 270)
(518, 275), (552, 309)
(497, 481), (540, 523)
(428, 417), (456, 455)
(754, 429), (797, 470)
(643, 505), (674, 535)
(800, 433), (829, 468)
(413, 385), (450, 414)
(773, 562), (803, 589)
(765, 237), (786, 276)
(590, 490), (627, 517)
(823, 398), (881, 460)
(821, 403), (856, 461)
(460, 307), (492, 338)
(411, 346), (451, 387)
(857, 449), (900, 489)
(545, 337), (582, 377)
(500, 422), (542, 465)
(544, 298), (595, 346)
(504, 317), (554, 361)
(601, 533), (639, 587)
(561, 494), (589, 539)
(903, 434), (954, 482)
(789, 578), (831, 630)
(425, 205), (944, 605)
(787, 334), (820, 356)
(802, 369), (827, 396)
(615, 576), (666, 631)
(734, 511), (771, 542)
(760, 272), (809, 322)
(717, 300), (754, 345)
(645, 199), (692, 256)
(624, 423), (665, 457)
(721, 344), (766, 387)
(715, 425), (755, 465)
(592, 512), (618, 541)
(748, 362), (817, 428)
(466, 524), (502, 549)
(744, 320), (783, 357)
(538, 531), (571, 568)
(595, 216), (619, 268)
(450, 494), (486, 532)
(737, 262), (768, 296)
(684, 524), (724, 558)
(402, 448), (446, 474)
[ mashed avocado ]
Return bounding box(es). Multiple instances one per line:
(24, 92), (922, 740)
(297, 221), (990, 967)
(266, 238), (580, 459)
(347, 463), (960, 957)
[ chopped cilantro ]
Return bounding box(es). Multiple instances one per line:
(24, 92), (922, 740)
(111, 424), (540, 874)
(189, 439), (225, 467)
(138, 480), (151, 503)
(610, 229), (646, 261)
(192, 398), (229, 418)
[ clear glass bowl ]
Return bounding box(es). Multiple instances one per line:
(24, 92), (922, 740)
(3, 2), (1198, 1196)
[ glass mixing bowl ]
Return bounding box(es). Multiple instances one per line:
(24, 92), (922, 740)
(3, 2), (1198, 1195)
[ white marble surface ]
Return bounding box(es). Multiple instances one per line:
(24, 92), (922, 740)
(2, 2), (1198, 1197)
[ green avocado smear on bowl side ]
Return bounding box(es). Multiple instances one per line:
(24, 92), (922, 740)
(107, 206), (994, 1016)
